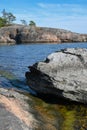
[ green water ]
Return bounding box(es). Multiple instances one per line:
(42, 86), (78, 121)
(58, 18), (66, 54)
(29, 94), (87, 130)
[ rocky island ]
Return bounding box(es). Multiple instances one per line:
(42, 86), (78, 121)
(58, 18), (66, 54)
(26, 48), (87, 104)
(0, 25), (87, 44)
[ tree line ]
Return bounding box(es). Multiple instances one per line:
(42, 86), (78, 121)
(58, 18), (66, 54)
(0, 9), (36, 27)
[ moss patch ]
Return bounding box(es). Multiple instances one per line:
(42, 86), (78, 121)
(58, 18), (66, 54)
(0, 70), (16, 80)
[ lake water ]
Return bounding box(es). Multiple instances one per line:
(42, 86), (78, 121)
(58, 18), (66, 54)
(0, 42), (87, 130)
(0, 42), (87, 78)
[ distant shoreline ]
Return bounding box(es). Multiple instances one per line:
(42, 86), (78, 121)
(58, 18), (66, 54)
(0, 25), (87, 45)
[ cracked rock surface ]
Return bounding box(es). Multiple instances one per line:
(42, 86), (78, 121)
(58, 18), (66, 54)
(26, 48), (87, 103)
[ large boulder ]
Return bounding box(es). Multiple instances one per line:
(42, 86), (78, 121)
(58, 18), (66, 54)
(26, 48), (87, 103)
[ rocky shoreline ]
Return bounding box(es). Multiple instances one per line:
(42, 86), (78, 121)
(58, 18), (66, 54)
(1, 47), (87, 129)
(0, 25), (87, 44)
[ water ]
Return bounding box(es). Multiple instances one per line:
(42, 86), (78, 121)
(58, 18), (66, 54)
(0, 42), (87, 78)
(0, 42), (87, 130)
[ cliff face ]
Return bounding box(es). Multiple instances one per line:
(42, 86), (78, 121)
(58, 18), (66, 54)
(0, 25), (87, 44)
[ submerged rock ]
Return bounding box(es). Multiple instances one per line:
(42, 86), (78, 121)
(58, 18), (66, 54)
(26, 48), (87, 103)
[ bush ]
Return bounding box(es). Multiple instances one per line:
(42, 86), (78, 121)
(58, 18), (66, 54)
(0, 17), (7, 27)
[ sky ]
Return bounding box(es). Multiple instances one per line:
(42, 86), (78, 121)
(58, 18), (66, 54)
(0, 0), (87, 33)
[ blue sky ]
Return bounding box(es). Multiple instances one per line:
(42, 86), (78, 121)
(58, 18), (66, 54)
(0, 0), (87, 33)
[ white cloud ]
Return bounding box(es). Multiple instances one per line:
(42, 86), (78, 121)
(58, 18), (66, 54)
(37, 3), (87, 16)
(38, 3), (80, 8)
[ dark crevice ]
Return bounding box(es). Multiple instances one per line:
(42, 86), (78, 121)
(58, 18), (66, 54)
(44, 58), (50, 63)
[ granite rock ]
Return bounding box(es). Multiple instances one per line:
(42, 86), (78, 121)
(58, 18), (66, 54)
(26, 48), (87, 103)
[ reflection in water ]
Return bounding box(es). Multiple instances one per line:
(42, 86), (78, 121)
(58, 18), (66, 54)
(0, 43), (87, 130)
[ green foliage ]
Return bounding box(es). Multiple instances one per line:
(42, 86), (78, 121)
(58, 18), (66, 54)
(0, 17), (7, 27)
(2, 9), (7, 19)
(6, 12), (16, 24)
(29, 20), (36, 26)
(0, 9), (37, 28)
(20, 19), (27, 25)
(1, 9), (16, 25)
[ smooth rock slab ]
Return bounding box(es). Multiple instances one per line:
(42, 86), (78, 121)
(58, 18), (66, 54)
(0, 104), (27, 130)
(26, 48), (87, 103)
